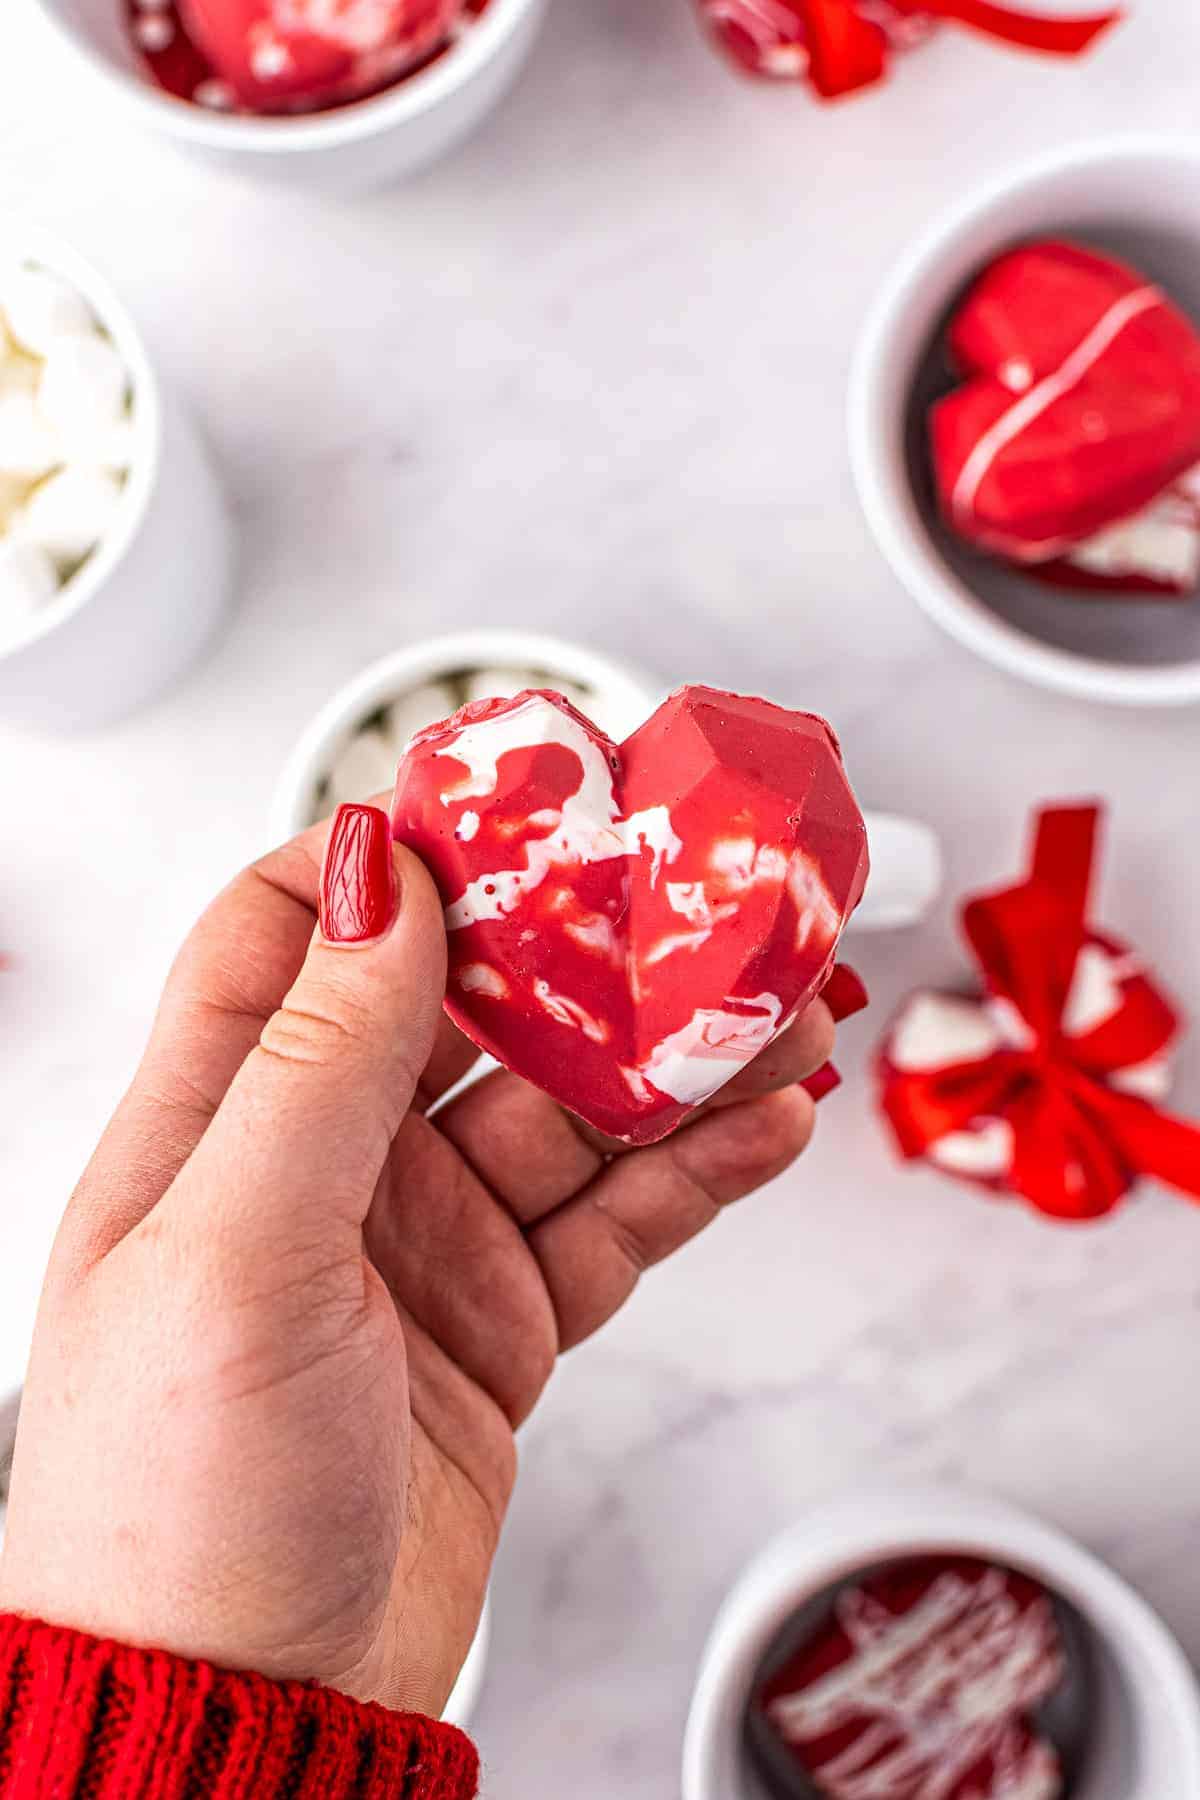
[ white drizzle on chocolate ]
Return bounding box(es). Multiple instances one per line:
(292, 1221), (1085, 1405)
(766, 1565), (1066, 1800)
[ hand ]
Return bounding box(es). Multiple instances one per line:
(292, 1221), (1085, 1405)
(0, 803), (846, 1716)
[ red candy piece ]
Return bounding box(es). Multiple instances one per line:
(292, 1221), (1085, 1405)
(173, 0), (466, 111)
(931, 241), (1200, 586)
(695, 1), (1116, 102)
(758, 1557), (1066, 1799)
(392, 686), (868, 1144)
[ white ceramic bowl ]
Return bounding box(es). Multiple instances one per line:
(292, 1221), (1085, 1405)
(0, 226), (233, 732)
(270, 630), (661, 841)
(270, 628), (943, 932)
(850, 137), (1200, 708)
(684, 1482), (1200, 1800)
(26, 0), (547, 193)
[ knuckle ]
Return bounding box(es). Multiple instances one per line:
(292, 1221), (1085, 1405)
(258, 991), (373, 1068)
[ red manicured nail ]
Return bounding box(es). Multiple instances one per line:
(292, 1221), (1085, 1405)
(822, 963), (869, 1023)
(801, 1061), (842, 1102)
(319, 804), (397, 944)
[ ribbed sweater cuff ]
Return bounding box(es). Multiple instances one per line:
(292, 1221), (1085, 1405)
(0, 1613), (478, 1799)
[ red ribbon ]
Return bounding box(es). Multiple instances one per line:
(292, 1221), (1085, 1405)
(880, 806), (1200, 1221)
(764, 0), (1119, 98)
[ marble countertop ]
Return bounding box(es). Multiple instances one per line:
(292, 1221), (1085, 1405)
(4, 1), (1200, 1790)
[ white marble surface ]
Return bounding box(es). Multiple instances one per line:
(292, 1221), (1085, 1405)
(3, 1), (1200, 1790)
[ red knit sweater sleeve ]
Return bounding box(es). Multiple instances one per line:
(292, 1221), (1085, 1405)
(0, 1614), (479, 1800)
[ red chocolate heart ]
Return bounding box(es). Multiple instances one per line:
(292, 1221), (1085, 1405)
(931, 240), (1200, 568)
(392, 686), (868, 1144)
(757, 1557), (1067, 1800)
(176, 0), (464, 111)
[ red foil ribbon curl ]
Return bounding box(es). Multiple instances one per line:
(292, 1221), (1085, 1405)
(697, 0), (1120, 100)
(876, 805), (1200, 1221)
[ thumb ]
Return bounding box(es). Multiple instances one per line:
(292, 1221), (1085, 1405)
(165, 804), (446, 1259)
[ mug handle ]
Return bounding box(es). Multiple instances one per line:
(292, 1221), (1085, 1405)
(850, 812), (943, 931)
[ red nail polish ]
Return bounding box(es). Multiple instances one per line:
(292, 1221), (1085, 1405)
(320, 805), (397, 944)
(801, 1061), (842, 1102)
(822, 963), (869, 1023)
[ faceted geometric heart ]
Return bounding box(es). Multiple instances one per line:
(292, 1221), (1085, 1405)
(930, 240), (1200, 589)
(176, 0), (465, 111)
(392, 686), (869, 1144)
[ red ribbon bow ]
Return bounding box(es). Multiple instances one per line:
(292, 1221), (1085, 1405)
(701, 0), (1120, 100)
(879, 805), (1200, 1221)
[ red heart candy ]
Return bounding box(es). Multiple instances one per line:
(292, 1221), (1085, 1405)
(176, 0), (463, 111)
(931, 240), (1200, 567)
(756, 1557), (1067, 1799)
(392, 686), (868, 1145)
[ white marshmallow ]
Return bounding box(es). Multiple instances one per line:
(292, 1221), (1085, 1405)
(325, 729), (398, 808)
(0, 265), (95, 357)
(0, 472), (33, 533)
(95, 417), (137, 473)
(463, 666), (534, 704)
(38, 335), (128, 455)
(0, 347), (39, 401)
(0, 391), (62, 479)
(20, 465), (124, 569)
(0, 538), (59, 623)
(544, 678), (593, 715)
(382, 680), (459, 754)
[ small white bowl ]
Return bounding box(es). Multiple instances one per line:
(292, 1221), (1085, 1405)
(0, 226), (233, 732)
(27, 0), (547, 193)
(270, 629), (661, 841)
(684, 1482), (1200, 1800)
(850, 137), (1200, 708)
(270, 628), (942, 931)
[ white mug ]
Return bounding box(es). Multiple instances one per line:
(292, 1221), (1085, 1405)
(0, 226), (233, 733)
(23, 0), (548, 194)
(684, 1483), (1200, 1800)
(269, 630), (942, 933)
(850, 135), (1200, 708)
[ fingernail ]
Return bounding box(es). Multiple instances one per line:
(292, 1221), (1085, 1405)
(821, 963), (869, 1023)
(319, 804), (397, 944)
(801, 1061), (842, 1103)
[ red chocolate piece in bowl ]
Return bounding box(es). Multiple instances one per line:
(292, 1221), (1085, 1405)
(126, 0), (488, 112)
(392, 686), (868, 1145)
(749, 1557), (1089, 1800)
(930, 240), (1200, 597)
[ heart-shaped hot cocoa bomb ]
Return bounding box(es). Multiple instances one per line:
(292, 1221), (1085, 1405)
(931, 240), (1200, 585)
(177, 0), (464, 110)
(392, 686), (868, 1144)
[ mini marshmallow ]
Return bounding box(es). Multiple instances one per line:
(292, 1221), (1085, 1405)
(463, 667), (534, 704)
(96, 417), (136, 473)
(0, 348), (39, 401)
(0, 264), (95, 358)
(0, 392), (62, 480)
(38, 335), (128, 455)
(0, 472), (33, 534)
(325, 729), (398, 809)
(0, 538), (59, 623)
(381, 680), (459, 755)
(545, 678), (593, 715)
(20, 465), (125, 569)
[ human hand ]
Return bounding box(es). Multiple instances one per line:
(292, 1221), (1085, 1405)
(0, 803), (852, 1716)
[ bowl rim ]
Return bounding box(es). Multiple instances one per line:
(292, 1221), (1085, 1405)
(28, 0), (544, 154)
(268, 629), (662, 844)
(0, 223), (161, 664)
(849, 133), (1200, 709)
(682, 1481), (1200, 1800)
